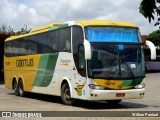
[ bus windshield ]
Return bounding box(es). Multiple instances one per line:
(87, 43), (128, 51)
(86, 26), (145, 79)
(88, 43), (145, 79)
(85, 26), (142, 43)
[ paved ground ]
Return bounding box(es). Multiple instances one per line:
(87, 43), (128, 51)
(0, 73), (160, 120)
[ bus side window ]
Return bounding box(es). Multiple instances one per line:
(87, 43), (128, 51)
(5, 41), (13, 57)
(48, 30), (58, 52)
(37, 33), (48, 54)
(58, 27), (71, 52)
(78, 45), (86, 77)
(17, 38), (28, 56)
(28, 35), (38, 54)
(72, 26), (84, 71)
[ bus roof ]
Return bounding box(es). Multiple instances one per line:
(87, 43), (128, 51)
(75, 20), (138, 28)
(5, 20), (138, 41)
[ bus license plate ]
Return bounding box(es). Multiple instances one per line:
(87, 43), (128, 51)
(116, 93), (125, 97)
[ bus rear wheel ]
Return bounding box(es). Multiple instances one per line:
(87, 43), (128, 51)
(61, 83), (75, 105)
(13, 81), (19, 96)
(18, 80), (25, 97)
(106, 100), (122, 105)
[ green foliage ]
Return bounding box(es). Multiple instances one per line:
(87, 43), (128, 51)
(139, 0), (160, 26)
(17, 24), (31, 35)
(0, 24), (31, 35)
(0, 24), (15, 35)
(147, 29), (160, 45)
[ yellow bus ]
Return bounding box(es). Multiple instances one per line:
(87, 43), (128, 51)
(4, 20), (156, 105)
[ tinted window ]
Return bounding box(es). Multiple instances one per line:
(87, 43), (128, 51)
(5, 37), (37, 57)
(78, 45), (86, 77)
(15, 38), (27, 56)
(5, 41), (13, 57)
(58, 27), (71, 52)
(28, 35), (38, 54)
(48, 30), (58, 52)
(4, 27), (72, 57)
(72, 26), (83, 54)
(37, 33), (49, 53)
(72, 26), (84, 71)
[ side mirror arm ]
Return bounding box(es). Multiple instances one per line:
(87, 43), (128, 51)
(145, 40), (156, 60)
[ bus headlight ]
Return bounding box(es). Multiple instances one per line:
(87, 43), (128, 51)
(89, 84), (105, 90)
(134, 83), (145, 89)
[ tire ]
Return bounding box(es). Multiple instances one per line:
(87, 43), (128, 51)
(61, 83), (75, 105)
(106, 100), (122, 105)
(18, 80), (25, 97)
(13, 81), (19, 96)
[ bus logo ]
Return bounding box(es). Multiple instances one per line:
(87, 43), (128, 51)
(60, 59), (71, 66)
(105, 81), (115, 86)
(16, 59), (34, 67)
(74, 85), (84, 96)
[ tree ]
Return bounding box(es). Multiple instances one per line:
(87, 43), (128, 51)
(139, 0), (160, 26)
(17, 24), (31, 35)
(0, 24), (31, 35)
(147, 29), (160, 46)
(0, 24), (15, 35)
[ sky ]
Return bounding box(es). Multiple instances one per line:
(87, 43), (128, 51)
(0, 0), (159, 35)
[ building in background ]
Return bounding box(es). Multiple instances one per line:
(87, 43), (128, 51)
(141, 35), (147, 42)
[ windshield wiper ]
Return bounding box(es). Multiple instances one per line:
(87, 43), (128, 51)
(120, 53), (135, 79)
(104, 55), (118, 80)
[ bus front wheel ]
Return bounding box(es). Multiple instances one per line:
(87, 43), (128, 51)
(61, 83), (75, 105)
(18, 80), (25, 97)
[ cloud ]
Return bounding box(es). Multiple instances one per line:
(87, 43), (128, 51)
(0, 0), (158, 34)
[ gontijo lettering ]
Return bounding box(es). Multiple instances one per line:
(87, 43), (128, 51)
(16, 59), (34, 67)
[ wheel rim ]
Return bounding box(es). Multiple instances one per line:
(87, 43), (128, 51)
(19, 81), (23, 95)
(14, 83), (17, 93)
(64, 88), (71, 101)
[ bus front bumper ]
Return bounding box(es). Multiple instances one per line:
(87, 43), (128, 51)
(87, 88), (145, 100)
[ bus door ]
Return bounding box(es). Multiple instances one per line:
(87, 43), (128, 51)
(72, 45), (87, 98)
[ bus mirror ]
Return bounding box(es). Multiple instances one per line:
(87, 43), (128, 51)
(145, 40), (156, 60)
(84, 40), (91, 60)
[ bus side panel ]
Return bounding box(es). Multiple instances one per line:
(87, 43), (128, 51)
(4, 71), (14, 90)
(4, 55), (41, 92)
(31, 52), (74, 96)
(31, 52), (88, 99)
(53, 52), (88, 99)
(30, 53), (59, 94)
